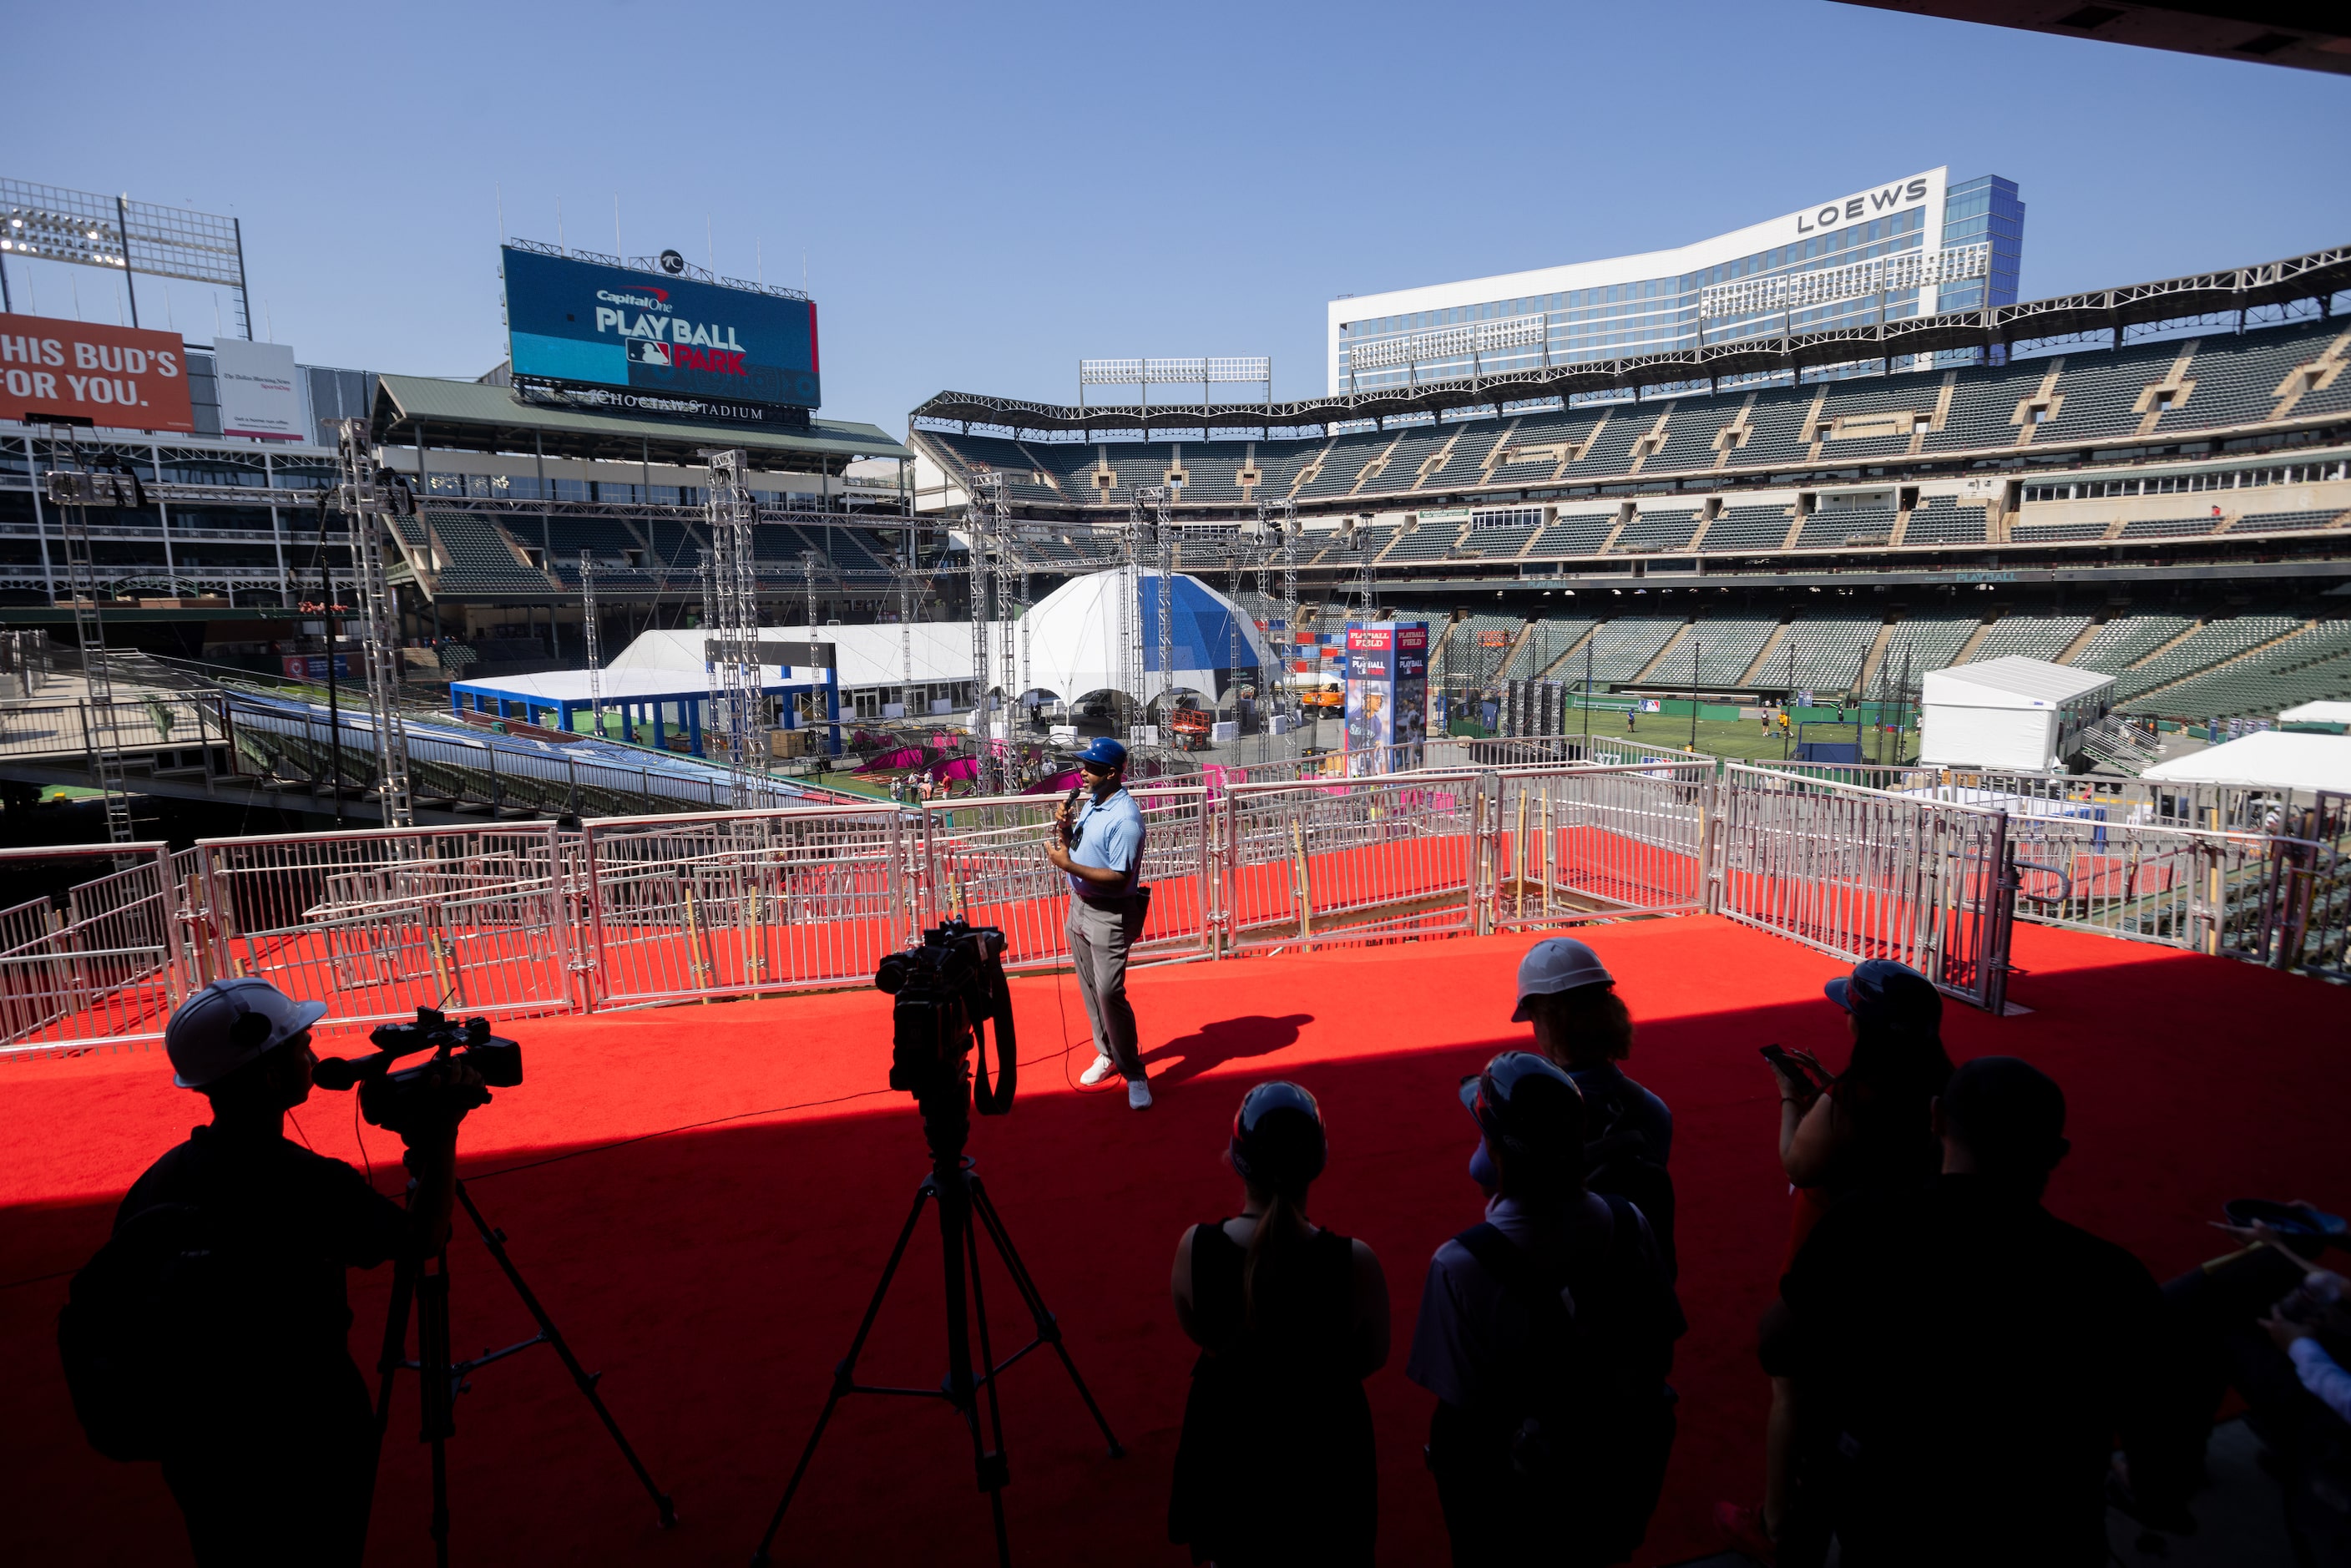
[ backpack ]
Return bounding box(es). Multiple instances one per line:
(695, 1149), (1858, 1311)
(1450, 1197), (1678, 1560)
(57, 1202), (252, 1461)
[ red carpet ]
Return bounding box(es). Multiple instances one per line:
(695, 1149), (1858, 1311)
(3, 916), (2346, 1565)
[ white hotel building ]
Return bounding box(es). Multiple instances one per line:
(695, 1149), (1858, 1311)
(1327, 168), (2024, 395)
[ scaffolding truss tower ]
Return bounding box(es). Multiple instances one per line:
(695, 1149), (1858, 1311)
(700, 448), (765, 807)
(332, 419), (415, 828)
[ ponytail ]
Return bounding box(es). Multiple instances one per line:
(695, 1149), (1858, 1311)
(1241, 1184), (1309, 1332)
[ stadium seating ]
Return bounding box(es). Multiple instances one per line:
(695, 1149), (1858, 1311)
(2117, 515), (2222, 540)
(1383, 518), (1467, 562)
(2032, 346), (2169, 443)
(1647, 402), (1737, 473)
(1437, 614), (1526, 681)
(2153, 331), (2317, 434)
(1813, 379), (1930, 461)
(1921, 362), (2027, 453)
(1757, 618), (1877, 692)
(1736, 392), (1817, 465)
(2126, 621), (2351, 718)
(1577, 618), (1683, 685)
(2069, 615), (2196, 674)
(1703, 504), (1796, 553)
(1505, 618), (1597, 680)
(1794, 507), (1896, 549)
(1527, 512), (1619, 557)
(2011, 521), (2109, 544)
(1612, 508), (1701, 553)
(1677, 618), (1779, 685)
(2233, 510), (2344, 535)
(1964, 615), (2088, 664)
(422, 508), (558, 594)
(1902, 497), (1988, 546)
(1453, 521), (1540, 559)
(2113, 615), (2303, 701)
(1873, 616), (1978, 678)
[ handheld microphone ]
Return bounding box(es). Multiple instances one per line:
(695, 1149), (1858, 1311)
(1060, 780), (1084, 846)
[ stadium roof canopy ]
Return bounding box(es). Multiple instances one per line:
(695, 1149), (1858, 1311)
(913, 243), (2351, 436)
(370, 375), (911, 470)
(1835, 3), (2351, 78)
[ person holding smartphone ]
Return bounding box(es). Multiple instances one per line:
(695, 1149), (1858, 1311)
(1720, 959), (1953, 1565)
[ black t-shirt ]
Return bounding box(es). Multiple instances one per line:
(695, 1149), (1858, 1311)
(117, 1125), (413, 1377)
(1764, 1174), (2169, 1567)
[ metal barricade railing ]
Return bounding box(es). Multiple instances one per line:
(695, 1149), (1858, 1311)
(195, 824), (574, 1034)
(2000, 810), (2348, 978)
(1489, 762), (1713, 931)
(921, 787), (1212, 969)
(0, 842), (184, 1059)
(1224, 771), (1487, 953)
(1711, 764), (2012, 1012)
(580, 803), (911, 1007)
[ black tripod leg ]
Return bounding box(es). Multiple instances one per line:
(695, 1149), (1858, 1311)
(750, 1175), (936, 1567)
(453, 1181), (677, 1529)
(968, 1176), (1125, 1459)
(960, 1184), (1013, 1568)
(416, 1249), (455, 1568)
(362, 1257), (419, 1545)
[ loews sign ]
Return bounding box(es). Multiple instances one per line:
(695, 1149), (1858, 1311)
(1794, 177), (1930, 238)
(0, 316), (193, 433)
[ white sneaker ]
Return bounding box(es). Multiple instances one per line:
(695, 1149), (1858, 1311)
(1079, 1055), (1117, 1087)
(1127, 1078), (1153, 1110)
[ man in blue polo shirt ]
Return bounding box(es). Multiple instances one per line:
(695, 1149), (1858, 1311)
(1044, 736), (1153, 1110)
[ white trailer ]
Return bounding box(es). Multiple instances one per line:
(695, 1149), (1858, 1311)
(1918, 656), (2116, 772)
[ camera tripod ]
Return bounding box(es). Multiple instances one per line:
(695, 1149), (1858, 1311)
(370, 1176), (676, 1566)
(750, 1084), (1124, 1567)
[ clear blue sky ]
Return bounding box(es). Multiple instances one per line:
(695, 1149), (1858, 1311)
(11, 0), (2348, 435)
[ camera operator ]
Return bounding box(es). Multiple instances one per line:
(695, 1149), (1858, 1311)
(107, 979), (474, 1566)
(1044, 735), (1155, 1110)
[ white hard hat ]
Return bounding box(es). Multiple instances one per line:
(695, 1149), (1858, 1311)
(1510, 938), (1615, 1022)
(164, 978), (328, 1089)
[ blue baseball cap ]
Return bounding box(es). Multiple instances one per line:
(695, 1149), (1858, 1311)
(1825, 959), (1942, 1033)
(1076, 736), (1127, 769)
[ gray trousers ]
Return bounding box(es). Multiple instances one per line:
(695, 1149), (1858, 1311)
(1066, 893), (1147, 1080)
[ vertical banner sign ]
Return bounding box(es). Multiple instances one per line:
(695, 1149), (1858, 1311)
(210, 339), (304, 440)
(1343, 621), (1427, 771)
(1394, 622), (1428, 764)
(0, 316), (193, 432)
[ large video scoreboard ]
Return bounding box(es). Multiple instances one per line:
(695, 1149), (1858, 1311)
(502, 246), (820, 427)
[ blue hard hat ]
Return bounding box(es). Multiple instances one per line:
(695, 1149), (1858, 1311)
(1076, 736), (1127, 768)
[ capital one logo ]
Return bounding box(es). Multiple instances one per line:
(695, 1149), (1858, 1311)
(1796, 178), (1929, 235)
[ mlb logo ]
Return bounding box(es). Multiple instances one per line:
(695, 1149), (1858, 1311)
(626, 340), (672, 367)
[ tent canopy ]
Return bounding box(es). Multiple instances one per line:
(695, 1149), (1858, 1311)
(1919, 656), (2115, 709)
(2139, 731), (2351, 793)
(1023, 570), (1271, 704)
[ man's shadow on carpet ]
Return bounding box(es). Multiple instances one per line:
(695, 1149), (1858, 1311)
(1142, 1014), (1315, 1088)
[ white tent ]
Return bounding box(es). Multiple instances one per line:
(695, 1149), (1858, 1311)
(1919, 656), (2116, 772)
(2139, 731), (2351, 793)
(2278, 701), (2351, 731)
(607, 621), (993, 691)
(1020, 570), (1272, 704)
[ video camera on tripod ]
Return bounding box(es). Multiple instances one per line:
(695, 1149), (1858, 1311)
(875, 919), (1016, 1115)
(314, 1006), (522, 1137)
